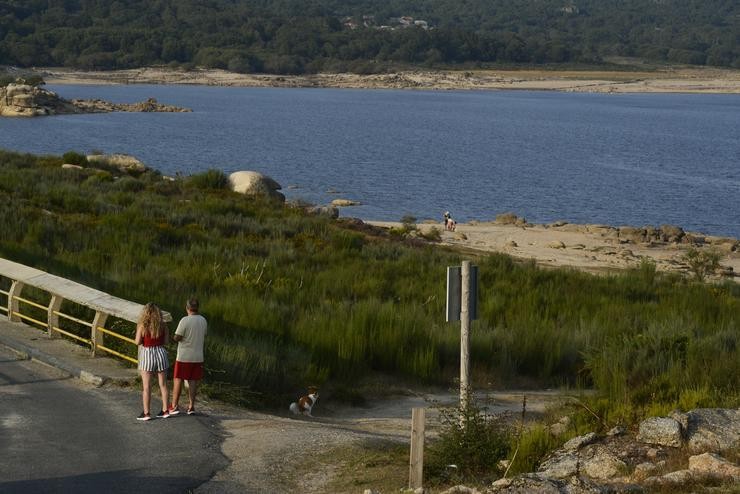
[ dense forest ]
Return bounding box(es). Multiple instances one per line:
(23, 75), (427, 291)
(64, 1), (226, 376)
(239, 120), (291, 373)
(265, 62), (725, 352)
(0, 0), (738, 74)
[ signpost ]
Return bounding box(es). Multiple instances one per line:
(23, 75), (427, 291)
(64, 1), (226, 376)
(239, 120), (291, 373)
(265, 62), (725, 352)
(406, 260), (479, 490)
(446, 260), (478, 411)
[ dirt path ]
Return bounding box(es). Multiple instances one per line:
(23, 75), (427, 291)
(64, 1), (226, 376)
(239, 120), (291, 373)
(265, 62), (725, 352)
(194, 390), (568, 493)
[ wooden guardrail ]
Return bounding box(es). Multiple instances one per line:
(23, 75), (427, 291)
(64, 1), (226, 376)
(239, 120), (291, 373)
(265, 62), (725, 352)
(0, 258), (171, 364)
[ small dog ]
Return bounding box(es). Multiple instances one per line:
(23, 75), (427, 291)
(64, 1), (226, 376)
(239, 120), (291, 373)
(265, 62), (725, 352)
(289, 386), (319, 417)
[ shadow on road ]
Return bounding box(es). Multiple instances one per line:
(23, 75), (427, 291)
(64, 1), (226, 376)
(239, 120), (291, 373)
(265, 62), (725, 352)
(0, 368), (72, 387)
(0, 469), (202, 494)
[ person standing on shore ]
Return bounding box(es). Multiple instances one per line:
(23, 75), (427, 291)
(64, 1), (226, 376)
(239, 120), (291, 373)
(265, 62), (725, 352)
(169, 297), (208, 416)
(134, 302), (170, 421)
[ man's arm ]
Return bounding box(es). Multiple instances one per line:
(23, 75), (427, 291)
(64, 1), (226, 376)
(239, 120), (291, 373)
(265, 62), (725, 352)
(173, 334), (183, 342)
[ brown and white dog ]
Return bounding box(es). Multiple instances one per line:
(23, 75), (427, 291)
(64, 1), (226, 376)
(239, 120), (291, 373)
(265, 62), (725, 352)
(289, 386), (319, 417)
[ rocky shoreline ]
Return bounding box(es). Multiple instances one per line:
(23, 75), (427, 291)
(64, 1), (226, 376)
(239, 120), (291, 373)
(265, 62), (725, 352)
(368, 214), (739, 281)
(0, 82), (189, 117)
(38, 65), (740, 93)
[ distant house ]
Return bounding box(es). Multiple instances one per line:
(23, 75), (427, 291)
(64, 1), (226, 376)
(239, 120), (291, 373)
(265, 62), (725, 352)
(342, 16), (358, 29)
(399, 16), (414, 26)
(414, 20), (429, 29)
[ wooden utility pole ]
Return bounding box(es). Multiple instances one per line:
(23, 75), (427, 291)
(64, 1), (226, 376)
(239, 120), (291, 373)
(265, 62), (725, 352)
(460, 260), (471, 412)
(409, 407), (425, 489)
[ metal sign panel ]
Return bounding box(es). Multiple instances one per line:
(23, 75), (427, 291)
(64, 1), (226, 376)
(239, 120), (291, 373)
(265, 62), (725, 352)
(446, 266), (461, 322)
(470, 265), (478, 321)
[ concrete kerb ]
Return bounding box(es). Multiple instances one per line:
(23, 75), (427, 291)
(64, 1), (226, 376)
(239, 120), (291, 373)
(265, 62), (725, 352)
(0, 319), (138, 387)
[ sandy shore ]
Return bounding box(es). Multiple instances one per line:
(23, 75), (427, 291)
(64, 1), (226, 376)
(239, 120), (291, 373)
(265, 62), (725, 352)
(39, 66), (740, 93)
(367, 219), (739, 280)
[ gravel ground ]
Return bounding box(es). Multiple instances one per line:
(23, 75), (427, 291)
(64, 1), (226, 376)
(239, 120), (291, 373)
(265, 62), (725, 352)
(194, 390), (568, 493)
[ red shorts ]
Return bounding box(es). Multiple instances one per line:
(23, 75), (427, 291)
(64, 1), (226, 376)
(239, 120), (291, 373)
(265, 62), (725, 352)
(173, 361), (204, 380)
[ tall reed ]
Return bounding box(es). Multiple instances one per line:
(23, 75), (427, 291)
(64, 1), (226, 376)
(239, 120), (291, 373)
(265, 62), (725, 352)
(0, 149), (737, 413)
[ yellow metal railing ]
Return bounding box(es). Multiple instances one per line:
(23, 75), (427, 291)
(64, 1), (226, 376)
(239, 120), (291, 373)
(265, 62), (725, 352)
(0, 288), (8, 315)
(0, 258), (171, 366)
(10, 293), (138, 362)
(13, 295), (48, 329)
(95, 326), (139, 364)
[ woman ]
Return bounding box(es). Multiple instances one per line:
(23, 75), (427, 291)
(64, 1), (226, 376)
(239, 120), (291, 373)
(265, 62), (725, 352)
(134, 302), (170, 421)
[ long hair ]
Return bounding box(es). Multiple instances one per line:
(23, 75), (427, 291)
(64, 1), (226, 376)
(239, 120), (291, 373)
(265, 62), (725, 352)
(138, 302), (165, 338)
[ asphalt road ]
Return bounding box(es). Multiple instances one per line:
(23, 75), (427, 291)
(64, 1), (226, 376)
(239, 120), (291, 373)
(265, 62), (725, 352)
(0, 346), (228, 493)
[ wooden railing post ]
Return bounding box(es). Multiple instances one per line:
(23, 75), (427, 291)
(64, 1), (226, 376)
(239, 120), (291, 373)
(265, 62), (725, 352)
(7, 280), (24, 322)
(90, 311), (108, 356)
(409, 407), (425, 490)
(47, 294), (63, 338)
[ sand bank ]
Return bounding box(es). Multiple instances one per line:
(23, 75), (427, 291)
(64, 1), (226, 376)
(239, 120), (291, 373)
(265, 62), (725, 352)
(367, 219), (739, 280)
(39, 66), (740, 93)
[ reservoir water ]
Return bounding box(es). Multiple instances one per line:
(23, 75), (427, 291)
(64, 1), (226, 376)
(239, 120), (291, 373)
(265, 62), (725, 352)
(1, 84), (738, 238)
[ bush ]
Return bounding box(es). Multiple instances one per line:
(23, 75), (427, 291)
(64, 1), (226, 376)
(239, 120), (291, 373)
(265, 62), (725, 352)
(683, 247), (721, 281)
(62, 151), (88, 166)
(185, 169), (230, 190)
(426, 403), (511, 484)
(0, 74), (45, 87)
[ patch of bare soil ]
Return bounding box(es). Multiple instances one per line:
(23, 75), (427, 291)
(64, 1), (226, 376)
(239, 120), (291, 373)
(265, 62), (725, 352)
(367, 220), (739, 281)
(194, 390), (569, 493)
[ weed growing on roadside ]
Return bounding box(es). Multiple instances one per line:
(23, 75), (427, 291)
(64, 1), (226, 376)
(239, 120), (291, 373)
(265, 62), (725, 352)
(426, 403), (510, 485)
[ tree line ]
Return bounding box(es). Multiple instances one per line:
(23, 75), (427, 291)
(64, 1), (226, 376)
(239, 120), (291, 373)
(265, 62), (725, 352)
(0, 0), (738, 74)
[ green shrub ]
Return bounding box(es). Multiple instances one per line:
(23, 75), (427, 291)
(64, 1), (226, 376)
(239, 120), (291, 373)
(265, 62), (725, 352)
(62, 151), (88, 166)
(0, 74), (45, 87)
(113, 176), (145, 193)
(683, 247), (721, 281)
(185, 169), (230, 190)
(506, 424), (561, 476)
(426, 404), (511, 484)
(400, 215), (417, 230)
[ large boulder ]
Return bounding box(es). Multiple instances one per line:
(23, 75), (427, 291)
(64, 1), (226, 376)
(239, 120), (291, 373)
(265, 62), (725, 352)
(617, 226), (646, 244)
(688, 452), (740, 481)
(229, 171), (284, 202)
(331, 198), (360, 207)
(686, 408), (740, 454)
(637, 417), (683, 448)
(306, 205), (339, 218)
(658, 225), (685, 243)
(0, 83), (77, 117)
(538, 444), (626, 481)
(495, 212), (527, 226)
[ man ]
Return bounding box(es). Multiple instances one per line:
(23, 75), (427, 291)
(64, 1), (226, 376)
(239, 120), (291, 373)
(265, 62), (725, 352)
(169, 297), (207, 415)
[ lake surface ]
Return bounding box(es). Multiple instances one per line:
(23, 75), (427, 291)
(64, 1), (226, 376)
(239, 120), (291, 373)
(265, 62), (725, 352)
(1, 84), (738, 238)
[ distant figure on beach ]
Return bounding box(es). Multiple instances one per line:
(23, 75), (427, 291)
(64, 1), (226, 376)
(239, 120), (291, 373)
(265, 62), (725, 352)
(134, 302), (170, 421)
(444, 211), (456, 231)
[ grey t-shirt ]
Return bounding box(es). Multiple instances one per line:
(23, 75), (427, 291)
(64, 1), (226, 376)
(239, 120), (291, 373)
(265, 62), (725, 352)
(175, 314), (207, 362)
